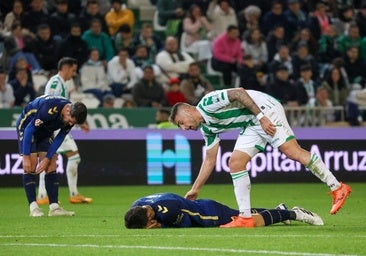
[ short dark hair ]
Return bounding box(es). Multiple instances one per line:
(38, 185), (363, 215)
(169, 102), (185, 124)
(58, 57), (77, 70)
(124, 206), (148, 229)
(70, 102), (87, 124)
(227, 25), (238, 32)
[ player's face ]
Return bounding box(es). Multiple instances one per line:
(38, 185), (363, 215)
(62, 104), (77, 126)
(175, 107), (200, 131)
(142, 206), (161, 229)
(64, 64), (77, 81)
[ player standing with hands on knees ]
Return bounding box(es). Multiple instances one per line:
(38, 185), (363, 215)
(169, 88), (351, 228)
(17, 95), (87, 216)
(37, 57), (93, 205)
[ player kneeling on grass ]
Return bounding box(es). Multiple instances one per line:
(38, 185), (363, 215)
(16, 95), (87, 217)
(124, 193), (323, 228)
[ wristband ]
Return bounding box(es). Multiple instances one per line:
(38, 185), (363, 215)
(256, 112), (264, 121)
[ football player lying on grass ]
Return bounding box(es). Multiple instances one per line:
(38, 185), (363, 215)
(124, 193), (323, 228)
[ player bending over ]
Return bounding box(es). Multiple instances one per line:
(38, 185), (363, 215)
(124, 193), (323, 228)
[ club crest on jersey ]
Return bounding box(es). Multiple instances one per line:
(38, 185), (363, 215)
(35, 119), (43, 126)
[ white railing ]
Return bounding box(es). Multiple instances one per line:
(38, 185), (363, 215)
(284, 106), (345, 127)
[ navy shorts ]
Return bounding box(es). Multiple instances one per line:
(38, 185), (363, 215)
(17, 129), (53, 155)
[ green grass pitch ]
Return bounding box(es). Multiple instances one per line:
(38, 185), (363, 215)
(0, 183), (365, 256)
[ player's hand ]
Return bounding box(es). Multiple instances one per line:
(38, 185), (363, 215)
(35, 158), (50, 174)
(259, 116), (276, 136)
(185, 189), (199, 200)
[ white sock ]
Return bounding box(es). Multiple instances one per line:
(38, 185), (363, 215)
(49, 203), (59, 211)
(231, 170), (252, 217)
(66, 154), (80, 197)
(30, 201), (39, 211)
(306, 154), (341, 191)
(37, 172), (47, 199)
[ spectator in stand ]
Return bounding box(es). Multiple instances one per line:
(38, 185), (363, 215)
(113, 24), (135, 57)
(180, 62), (213, 105)
(182, 0), (210, 15)
(321, 67), (349, 108)
(78, 0), (108, 33)
(80, 48), (111, 105)
(307, 86), (335, 126)
(294, 64), (317, 105)
(0, 69), (15, 108)
(82, 18), (115, 61)
(337, 23), (361, 54)
(230, 0), (270, 15)
(156, 0), (185, 27)
(9, 67), (36, 107)
(261, 0), (286, 36)
(318, 25), (341, 66)
(182, 4), (212, 62)
(241, 28), (268, 72)
(95, 0), (111, 16)
(343, 46), (365, 85)
(22, 0), (49, 36)
(57, 23), (89, 69)
(102, 94), (115, 108)
(10, 22), (25, 50)
(32, 24), (58, 72)
(107, 48), (137, 97)
(333, 6), (355, 37)
(291, 28), (318, 57)
(291, 42), (319, 81)
(132, 66), (168, 108)
(283, 0), (307, 42)
(307, 2), (332, 41)
(266, 65), (299, 106)
(166, 77), (186, 106)
(155, 36), (194, 85)
(266, 24), (287, 62)
(206, 0), (237, 41)
(155, 108), (178, 129)
(347, 83), (366, 126)
(356, 2), (366, 38)
(122, 98), (136, 108)
(105, 0), (134, 37)
(3, 0), (25, 34)
(49, 0), (77, 40)
(8, 57), (33, 84)
(238, 54), (266, 92)
(211, 25), (243, 87)
(269, 44), (293, 82)
(46, 0), (82, 16)
(237, 5), (261, 38)
(132, 22), (163, 61)
(132, 44), (161, 80)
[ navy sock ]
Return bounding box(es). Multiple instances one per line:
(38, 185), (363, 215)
(260, 209), (291, 226)
(45, 172), (59, 204)
(23, 174), (36, 204)
(251, 208), (267, 214)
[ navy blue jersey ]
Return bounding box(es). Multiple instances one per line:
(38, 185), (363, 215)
(131, 193), (239, 228)
(16, 95), (73, 158)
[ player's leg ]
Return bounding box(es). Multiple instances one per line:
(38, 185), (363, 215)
(264, 100), (351, 215)
(195, 199), (239, 227)
(59, 135), (92, 204)
(36, 172), (48, 204)
(39, 152), (75, 217)
(220, 131), (265, 228)
(279, 139), (351, 214)
(23, 153), (44, 217)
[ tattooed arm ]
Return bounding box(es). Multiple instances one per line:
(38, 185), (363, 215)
(227, 88), (276, 136)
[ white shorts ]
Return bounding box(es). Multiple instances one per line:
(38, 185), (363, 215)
(234, 96), (295, 157)
(57, 133), (78, 153)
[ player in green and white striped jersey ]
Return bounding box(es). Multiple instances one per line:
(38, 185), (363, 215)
(37, 57), (93, 205)
(170, 88), (351, 228)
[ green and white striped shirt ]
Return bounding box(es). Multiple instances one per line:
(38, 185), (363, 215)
(197, 89), (261, 148)
(44, 74), (67, 98)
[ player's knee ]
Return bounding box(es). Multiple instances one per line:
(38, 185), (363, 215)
(228, 157), (247, 172)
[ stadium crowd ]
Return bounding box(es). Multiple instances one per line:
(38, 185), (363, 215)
(0, 0), (366, 126)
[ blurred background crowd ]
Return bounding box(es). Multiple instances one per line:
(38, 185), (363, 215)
(0, 0), (366, 126)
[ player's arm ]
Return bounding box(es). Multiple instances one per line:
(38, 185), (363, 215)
(227, 88), (276, 136)
(185, 142), (219, 200)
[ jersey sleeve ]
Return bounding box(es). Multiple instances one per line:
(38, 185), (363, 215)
(45, 76), (66, 97)
(198, 89), (230, 112)
(200, 125), (220, 149)
(46, 128), (68, 159)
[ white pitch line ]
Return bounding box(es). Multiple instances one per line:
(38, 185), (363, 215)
(0, 234), (365, 239)
(0, 243), (359, 256)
